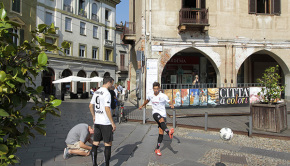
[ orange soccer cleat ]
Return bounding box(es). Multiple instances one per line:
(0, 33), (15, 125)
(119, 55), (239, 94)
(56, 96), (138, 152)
(155, 149), (162, 156)
(169, 128), (174, 139)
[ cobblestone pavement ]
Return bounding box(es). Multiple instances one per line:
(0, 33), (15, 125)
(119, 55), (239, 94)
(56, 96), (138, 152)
(14, 98), (290, 166)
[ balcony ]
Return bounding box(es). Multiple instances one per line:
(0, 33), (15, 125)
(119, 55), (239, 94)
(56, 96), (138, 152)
(178, 8), (209, 32)
(91, 14), (99, 22)
(122, 22), (135, 45)
(78, 10), (87, 18)
(104, 39), (113, 48)
(63, 5), (73, 13)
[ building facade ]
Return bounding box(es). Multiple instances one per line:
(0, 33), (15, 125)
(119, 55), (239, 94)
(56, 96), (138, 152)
(123, 0), (290, 105)
(115, 23), (129, 88)
(2, 0), (37, 45)
(35, 0), (120, 98)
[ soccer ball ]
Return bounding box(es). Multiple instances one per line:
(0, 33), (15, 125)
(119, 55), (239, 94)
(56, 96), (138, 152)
(219, 128), (233, 141)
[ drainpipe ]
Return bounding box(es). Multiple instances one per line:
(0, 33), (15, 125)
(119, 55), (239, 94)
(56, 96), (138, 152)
(142, 0), (147, 124)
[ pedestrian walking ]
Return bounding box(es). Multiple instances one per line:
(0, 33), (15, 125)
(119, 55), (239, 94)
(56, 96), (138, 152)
(139, 82), (174, 156)
(63, 123), (94, 159)
(109, 86), (118, 117)
(89, 76), (116, 166)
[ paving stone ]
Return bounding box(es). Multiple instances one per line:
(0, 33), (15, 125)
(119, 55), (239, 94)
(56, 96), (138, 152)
(27, 147), (52, 152)
(187, 132), (220, 140)
(239, 147), (290, 160)
(173, 160), (207, 166)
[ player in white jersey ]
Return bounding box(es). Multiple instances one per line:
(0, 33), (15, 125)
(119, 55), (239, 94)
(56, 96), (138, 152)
(89, 76), (116, 166)
(139, 82), (174, 156)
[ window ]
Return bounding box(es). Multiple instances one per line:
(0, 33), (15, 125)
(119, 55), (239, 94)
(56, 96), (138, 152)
(105, 30), (109, 40)
(64, 0), (72, 12)
(12, 29), (19, 46)
(12, 0), (21, 13)
(65, 17), (72, 31)
(64, 42), (71, 56)
(93, 26), (98, 38)
(80, 22), (86, 35)
(79, 45), (85, 57)
(105, 49), (112, 61)
(92, 3), (98, 21)
(45, 37), (55, 53)
(45, 12), (53, 25)
(182, 0), (205, 8)
(249, 0), (281, 15)
(120, 54), (125, 67)
(105, 9), (109, 20)
(92, 47), (98, 59)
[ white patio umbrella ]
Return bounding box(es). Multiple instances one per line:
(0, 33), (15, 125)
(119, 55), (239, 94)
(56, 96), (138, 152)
(52, 76), (91, 84)
(81, 76), (103, 83)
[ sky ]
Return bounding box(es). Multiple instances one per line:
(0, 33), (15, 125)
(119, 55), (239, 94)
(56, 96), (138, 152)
(116, 0), (129, 24)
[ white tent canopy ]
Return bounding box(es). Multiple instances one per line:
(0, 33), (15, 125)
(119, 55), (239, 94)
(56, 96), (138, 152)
(81, 76), (103, 83)
(52, 76), (91, 84)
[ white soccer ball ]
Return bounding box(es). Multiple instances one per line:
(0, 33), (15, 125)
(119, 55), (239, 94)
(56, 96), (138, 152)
(219, 127), (233, 141)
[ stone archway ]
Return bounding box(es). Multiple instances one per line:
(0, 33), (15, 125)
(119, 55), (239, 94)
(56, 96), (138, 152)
(42, 67), (55, 95)
(77, 70), (86, 93)
(160, 47), (220, 89)
(237, 49), (289, 98)
(90, 71), (99, 89)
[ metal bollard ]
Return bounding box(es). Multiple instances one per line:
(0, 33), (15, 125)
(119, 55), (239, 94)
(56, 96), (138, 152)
(249, 116), (252, 137)
(205, 112), (208, 131)
(173, 110), (176, 128)
(143, 108), (146, 124)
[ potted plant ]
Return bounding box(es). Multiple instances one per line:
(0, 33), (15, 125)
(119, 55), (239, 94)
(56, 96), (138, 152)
(251, 65), (287, 133)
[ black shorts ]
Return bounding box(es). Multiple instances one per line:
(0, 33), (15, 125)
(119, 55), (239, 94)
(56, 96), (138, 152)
(153, 113), (166, 128)
(93, 124), (113, 143)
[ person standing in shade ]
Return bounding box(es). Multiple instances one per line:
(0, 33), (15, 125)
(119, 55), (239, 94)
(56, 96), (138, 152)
(139, 82), (174, 156)
(109, 86), (118, 117)
(89, 76), (116, 166)
(192, 75), (200, 88)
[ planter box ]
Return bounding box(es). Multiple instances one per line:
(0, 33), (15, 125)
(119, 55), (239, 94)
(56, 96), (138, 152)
(250, 103), (288, 133)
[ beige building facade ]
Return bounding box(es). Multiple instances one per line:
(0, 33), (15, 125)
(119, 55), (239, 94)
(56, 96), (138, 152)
(123, 0), (290, 105)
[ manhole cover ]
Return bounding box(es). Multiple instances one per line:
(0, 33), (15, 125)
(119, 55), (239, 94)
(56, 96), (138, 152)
(220, 154), (248, 164)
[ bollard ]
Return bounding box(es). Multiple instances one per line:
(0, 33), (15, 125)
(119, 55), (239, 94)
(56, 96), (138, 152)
(173, 110), (176, 128)
(249, 116), (252, 137)
(143, 108), (146, 124)
(205, 112), (208, 131)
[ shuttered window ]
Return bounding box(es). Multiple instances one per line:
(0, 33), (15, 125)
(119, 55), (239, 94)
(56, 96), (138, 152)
(200, 0), (206, 9)
(249, 0), (281, 15)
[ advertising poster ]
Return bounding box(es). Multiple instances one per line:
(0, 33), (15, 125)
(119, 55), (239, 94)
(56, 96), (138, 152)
(250, 87), (264, 104)
(173, 89), (182, 107)
(181, 89), (190, 106)
(189, 89), (199, 106)
(164, 89), (173, 107)
(199, 89), (208, 106)
(146, 59), (158, 106)
(219, 88), (250, 106)
(207, 88), (219, 107)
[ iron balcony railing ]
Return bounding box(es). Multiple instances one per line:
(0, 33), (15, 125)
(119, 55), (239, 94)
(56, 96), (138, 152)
(92, 14), (99, 22)
(160, 83), (281, 89)
(179, 8), (208, 25)
(78, 10), (87, 18)
(123, 22), (135, 35)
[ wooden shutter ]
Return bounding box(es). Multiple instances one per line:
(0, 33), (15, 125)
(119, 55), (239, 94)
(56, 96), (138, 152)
(200, 0), (206, 9)
(272, 0), (281, 15)
(20, 29), (24, 45)
(249, 0), (256, 14)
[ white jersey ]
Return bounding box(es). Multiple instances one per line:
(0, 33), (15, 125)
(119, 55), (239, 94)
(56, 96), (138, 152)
(90, 87), (111, 125)
(146, 92), (170, 118)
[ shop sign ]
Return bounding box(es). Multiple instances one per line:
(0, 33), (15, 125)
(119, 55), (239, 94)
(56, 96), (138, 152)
(219, 88), (250, 106)
(167, 56), (199, 65)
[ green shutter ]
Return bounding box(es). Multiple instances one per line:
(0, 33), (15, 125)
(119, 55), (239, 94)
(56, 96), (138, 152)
(20, 29), (24, 45)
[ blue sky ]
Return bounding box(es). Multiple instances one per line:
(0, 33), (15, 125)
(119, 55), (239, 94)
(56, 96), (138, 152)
(116, 0), (129, 24)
